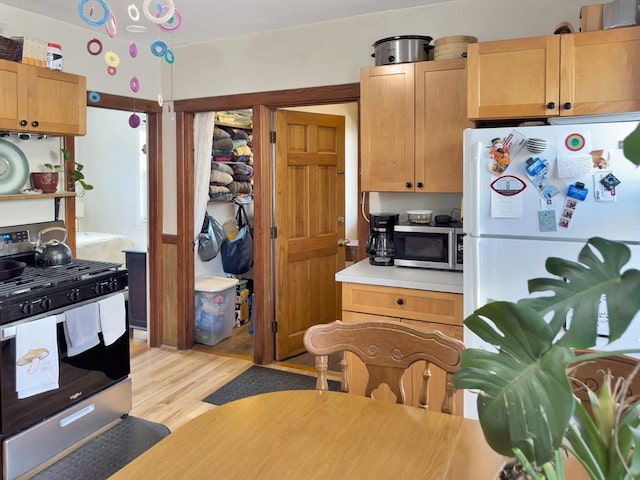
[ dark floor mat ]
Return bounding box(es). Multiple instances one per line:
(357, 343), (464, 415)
(31, 416), (170, 480)
(203, 365), (341, 406)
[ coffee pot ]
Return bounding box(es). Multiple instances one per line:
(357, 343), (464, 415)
(366, 213), (399, 266)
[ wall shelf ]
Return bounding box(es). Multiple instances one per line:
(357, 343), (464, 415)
(0, 192), (75, 201)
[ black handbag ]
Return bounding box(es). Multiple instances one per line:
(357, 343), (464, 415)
(221, 205), (254, 274)
(197, 213), (224, 262)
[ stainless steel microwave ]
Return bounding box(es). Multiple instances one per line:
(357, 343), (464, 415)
(393, 223), (464, 271)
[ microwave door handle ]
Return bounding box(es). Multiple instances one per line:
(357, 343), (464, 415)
(447, 230), (455, 269)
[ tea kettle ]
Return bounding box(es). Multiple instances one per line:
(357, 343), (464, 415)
(33, 226), (73, 267)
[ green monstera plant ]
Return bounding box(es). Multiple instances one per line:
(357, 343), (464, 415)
(454, 237), (640, 479)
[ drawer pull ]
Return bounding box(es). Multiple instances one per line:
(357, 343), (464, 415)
(396, 298), (404, 306)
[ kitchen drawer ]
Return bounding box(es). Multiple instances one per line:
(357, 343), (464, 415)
(341, 283), (462, 326)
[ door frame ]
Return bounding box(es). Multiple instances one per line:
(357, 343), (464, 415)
(173, 83), (362, 364)
(67, 93), (164, 347)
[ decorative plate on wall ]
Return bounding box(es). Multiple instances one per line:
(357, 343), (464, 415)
(0, 139), (29, 195)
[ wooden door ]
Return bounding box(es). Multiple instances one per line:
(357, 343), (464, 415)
(0, 60), (26, 131)
(467, 35), (560, 120)
(561, 26), (640, 116)
(415, 59), (473, 193)
(360, 63), (416, 192)
(27, 66), (86, 135)
(274, 110), (345, 360)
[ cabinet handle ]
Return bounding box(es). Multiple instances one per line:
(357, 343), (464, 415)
(31, 121), (39, 127)
(405, 182), (412, 189)
(20, 120), (27, 126)
(396, 298), (404, 306)
(416, 182), (424, 189)
(563, 102), (572, 110)
(546, 102), (555, 109)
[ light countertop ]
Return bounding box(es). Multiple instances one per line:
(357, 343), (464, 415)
(336, 259), (463, 294)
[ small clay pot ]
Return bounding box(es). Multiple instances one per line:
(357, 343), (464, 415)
(30, 172), (59, 193)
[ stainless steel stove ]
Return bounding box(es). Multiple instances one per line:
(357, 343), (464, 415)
(0, 221), (132, 479)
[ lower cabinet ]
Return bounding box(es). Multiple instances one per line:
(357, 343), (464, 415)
(341, 283), (463, 415)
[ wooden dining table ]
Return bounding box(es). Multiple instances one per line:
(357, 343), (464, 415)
(109, 390), (586, 479)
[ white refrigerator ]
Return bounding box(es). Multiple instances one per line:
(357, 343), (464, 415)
(463, 120), (640, 354)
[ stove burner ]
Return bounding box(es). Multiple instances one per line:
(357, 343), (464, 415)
(0, 259), (122, 298)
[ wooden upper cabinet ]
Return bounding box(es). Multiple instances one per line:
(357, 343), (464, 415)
(0, 59), (86, 135)
(415, 59), (473, 192)
(468, 26), (640, 120)
(467, 35), (560, 120)
(564, 26), (640, 116)
(360, 63), (415, 192)
(361, 60), (469, 193)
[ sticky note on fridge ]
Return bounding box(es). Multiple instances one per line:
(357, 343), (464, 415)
(538, 210), (557, 232)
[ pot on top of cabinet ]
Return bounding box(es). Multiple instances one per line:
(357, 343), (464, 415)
(371, 35), (434, 66)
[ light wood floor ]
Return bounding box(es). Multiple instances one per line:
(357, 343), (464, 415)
(128, 332), (323, 433)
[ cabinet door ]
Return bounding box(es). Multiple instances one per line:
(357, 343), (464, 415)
(561, 26), (640, 116)
(467, 35), (560, 120)
(0, 60), (27, 131)
(415, 59), (473, 192)
(27, 67), (87, 135)
(360, 63), (416, 191)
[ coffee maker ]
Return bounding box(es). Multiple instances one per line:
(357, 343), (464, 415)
(366, 213), (399, 266)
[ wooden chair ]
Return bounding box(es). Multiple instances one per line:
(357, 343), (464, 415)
(302, 320), (465, 414)
(569, 349), (640, 411)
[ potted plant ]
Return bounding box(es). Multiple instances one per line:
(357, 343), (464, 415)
(30, 162), (62, 193)
(453, 237), (640, 479)
(61, 149), (93, 196)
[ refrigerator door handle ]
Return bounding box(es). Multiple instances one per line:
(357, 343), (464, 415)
(464, 140), (483, 237)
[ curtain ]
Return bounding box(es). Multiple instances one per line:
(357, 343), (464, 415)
(193, 112), (216, 246)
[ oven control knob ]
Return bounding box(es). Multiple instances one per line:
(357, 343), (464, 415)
(41, 297), (52, 310)
(20, 302), (33, 315)
(107, 278), (117, 291)
(68, 289), (80, 302)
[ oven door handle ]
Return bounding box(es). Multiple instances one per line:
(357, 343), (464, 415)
(1, 315), (66, 341)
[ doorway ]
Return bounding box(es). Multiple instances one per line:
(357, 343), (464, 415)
(190, 102), (358, 367)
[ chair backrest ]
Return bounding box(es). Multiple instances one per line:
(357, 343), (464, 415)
(302, 320), (465, 414)
(570, 349), (640, 410)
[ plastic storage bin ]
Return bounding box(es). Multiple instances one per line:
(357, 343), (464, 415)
(194, 276), (238, 346)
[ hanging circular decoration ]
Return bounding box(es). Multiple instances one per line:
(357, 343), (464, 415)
(150, 40), (168, 57)
(130, 76), (140, 93)
(164, 49), (175, 64)
(142, 0), (175, 24)
(127, 4), (140, 21)
(105, 11), (118, 38)
(107, 66), (117, 76)
(78, 0), (111, 27)
(87, 38), (103, 56)
(129, 113), (141, 128)
(104, 51), (120, 68)
(157, 7), (183, 32)
(88, 91), (101, 103)
(125, 25), (147, 33)
(157, 93), (164, 107)
(129, 42), (138, 58)
(565, 133), (586, 152)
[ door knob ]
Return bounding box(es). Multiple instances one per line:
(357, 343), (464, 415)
(337, 239), (350, 247)
(337, 216), (345, 225)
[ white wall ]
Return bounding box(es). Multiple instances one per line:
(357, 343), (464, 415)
(0, 4), (161, 98)
(75, 108), (148, 247)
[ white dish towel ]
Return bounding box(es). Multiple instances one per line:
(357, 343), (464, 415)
(98, 292), (126, 346)
(63, 303), (101, 356)
(16, 315), (60, 399)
